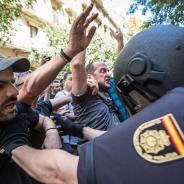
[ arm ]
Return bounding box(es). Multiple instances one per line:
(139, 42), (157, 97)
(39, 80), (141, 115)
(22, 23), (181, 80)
(34, 115), (61, 149)
(50, 95), (72, 111)
(12, 146), (78, 184)
(18, 55), (69, 105)
(71, 51), (87, 96)
(43, 85), (52, 101)
(18, 3), (98, 105)
(56, 116), (106, 140)
(110, 28), (124, 55)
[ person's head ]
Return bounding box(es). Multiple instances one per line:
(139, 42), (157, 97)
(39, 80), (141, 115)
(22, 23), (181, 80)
(63, 72), (72, 92)
(51, 79), (61, 94)
(0, 54), (30, 121)
(86, 61), (110, 91)
(114, 24), (184, 113)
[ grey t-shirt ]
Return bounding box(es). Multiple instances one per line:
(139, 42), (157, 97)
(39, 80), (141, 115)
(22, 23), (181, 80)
(72, 89), (120, 131)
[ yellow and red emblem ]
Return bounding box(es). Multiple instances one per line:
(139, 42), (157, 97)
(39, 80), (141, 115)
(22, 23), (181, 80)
(133, 114), (184, 163)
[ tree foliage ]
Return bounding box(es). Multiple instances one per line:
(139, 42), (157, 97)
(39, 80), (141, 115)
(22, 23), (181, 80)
(86, 34), (116, 69)
(1, 0), (117, 70)
(123, 15), (143, 41)
(28, 26), (70, 71)
(128, 0), (184, 28)
(29, 26), (116, 71)
(0, 0), (35, 43)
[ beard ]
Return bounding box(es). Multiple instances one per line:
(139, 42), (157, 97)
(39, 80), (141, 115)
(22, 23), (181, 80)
(0, 110), (16, 122)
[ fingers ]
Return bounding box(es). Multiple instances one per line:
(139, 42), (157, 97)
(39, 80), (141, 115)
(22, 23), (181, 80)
(109, 27), (114, 36)
(72, 3), (94, 30)
(87, 74), (94, 79)
(86, 26), (97, 42)
(109, 27), (114, 34)
(82, 3), (94, 20)
(83, 13), (98, 29)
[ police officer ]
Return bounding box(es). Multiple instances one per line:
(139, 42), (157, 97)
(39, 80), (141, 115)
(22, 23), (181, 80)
(2, 9), (184, 184)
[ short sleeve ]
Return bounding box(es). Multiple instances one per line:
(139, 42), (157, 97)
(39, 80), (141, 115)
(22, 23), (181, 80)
(16, 102), (39, 129)
(36, 100), (53, 117)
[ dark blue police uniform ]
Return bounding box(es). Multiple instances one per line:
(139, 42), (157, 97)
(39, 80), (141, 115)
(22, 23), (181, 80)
(78, 87), (184, 184)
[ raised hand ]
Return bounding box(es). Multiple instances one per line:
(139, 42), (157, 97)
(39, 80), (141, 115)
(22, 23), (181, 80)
(64, 4), (98, 58)
(87, 74), (99, 95)
(110, 28), (124, 42)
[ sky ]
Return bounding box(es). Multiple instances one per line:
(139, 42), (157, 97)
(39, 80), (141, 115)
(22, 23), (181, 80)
(104, 0), (150, 28)
(104, 0), (136, 27)
(108, 0), (134, 15)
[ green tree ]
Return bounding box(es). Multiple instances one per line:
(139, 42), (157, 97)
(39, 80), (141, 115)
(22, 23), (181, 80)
(87, 34), (116, 69)
(123, 15), (143, 41)
(28, 26), (70, 72)
(128, 0), (184, 28)
(0, 0), (35, 43)
(29, 26), (116, 71)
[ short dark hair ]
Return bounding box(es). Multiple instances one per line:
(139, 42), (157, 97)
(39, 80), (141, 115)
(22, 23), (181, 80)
(86, 63), (95, 74)
(63, 72), (71, 80)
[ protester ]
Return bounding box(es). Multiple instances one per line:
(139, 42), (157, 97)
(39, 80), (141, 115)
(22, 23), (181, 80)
(70, 28), (127, 135)
(8, 19), (184, 184)
(0, 54), (61, 184)
(0, 3), (98, 183)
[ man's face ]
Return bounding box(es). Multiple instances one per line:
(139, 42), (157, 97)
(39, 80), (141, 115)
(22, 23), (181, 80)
(63, 74), (72, 92)
(93, 62), (110, 91)
(51, 80), (61, 93)
(0, 68), (18, 121)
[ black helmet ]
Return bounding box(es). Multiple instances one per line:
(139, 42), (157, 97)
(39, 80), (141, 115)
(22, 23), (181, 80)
(114, 25), (184, 114)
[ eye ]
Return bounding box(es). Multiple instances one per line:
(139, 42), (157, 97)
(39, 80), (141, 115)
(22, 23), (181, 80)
(100, 68), (108, 73)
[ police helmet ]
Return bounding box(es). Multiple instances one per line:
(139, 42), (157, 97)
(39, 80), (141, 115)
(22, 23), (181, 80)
(114, 25), (184, 114)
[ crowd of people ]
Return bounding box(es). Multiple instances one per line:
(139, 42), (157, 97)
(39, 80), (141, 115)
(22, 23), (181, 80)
(0, 3), (184, 184)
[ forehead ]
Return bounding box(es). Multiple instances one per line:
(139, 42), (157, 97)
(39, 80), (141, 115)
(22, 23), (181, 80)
(93, 62), (108, 71)
(0, 68), (14, 81)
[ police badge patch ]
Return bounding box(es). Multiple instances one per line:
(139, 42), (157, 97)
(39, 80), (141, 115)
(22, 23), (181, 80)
(133, 114), (184, 163)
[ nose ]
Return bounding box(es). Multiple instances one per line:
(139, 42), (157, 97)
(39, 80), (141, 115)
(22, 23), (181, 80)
(7, 83), (19, 98)
(106, 70), (111, 77)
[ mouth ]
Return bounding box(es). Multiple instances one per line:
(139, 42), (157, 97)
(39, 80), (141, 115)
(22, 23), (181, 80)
(4, 101), (16, 113)
(104, 78), (110, 85)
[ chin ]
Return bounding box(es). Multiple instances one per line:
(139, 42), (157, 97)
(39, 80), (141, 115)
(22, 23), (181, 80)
(105, 84), (110, 89)
(0, 112), (16, 122)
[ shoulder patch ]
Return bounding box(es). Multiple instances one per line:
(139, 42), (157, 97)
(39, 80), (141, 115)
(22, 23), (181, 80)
(133, 114), (184, 163)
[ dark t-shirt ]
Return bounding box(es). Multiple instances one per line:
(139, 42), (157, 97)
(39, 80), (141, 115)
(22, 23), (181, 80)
(0, 102), (40, 184)
(72, 90), (120, 131)
(77, 88), (184, 184)
(30, 100), (53, 149)
(35, 100), (53, 117)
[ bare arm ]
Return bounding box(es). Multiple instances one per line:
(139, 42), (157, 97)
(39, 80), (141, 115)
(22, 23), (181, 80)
(110, 28), (124, 55)
(50, 95), (72, 111)
(34, 114), (56, 131)
(71, 51), (87, 96)
(18, 55), (69, 105)
(34, 115), (61, 149)
(12, 146), (78, 184)
(18, 3), (98, 105)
